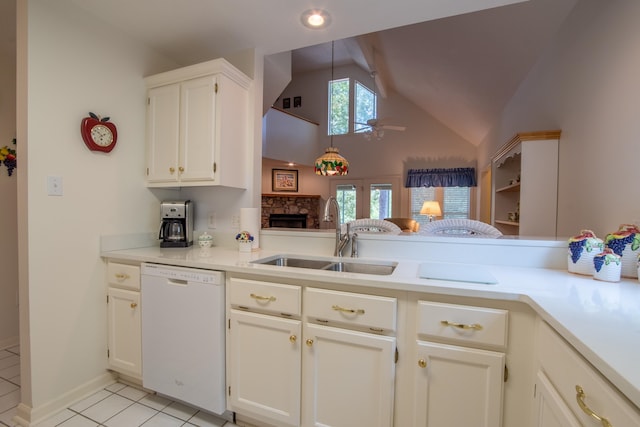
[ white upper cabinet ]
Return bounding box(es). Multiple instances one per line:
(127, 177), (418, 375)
(145, 58), (251, 188)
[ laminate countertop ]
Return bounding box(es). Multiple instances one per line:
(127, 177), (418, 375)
(102, 245), (640, 409)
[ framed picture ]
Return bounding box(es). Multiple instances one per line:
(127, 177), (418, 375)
(272, 169), (298, 192)
(282, 97), (291, 109)
(293, 96), (302, 108)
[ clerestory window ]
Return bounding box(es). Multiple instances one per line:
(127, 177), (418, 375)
(328, 78), (376, 135)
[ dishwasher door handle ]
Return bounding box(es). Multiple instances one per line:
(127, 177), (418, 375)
(167, 279), (188, 286)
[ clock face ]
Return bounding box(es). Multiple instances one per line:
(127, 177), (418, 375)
(81, 113), (117, 153)
(91, 124), (114, 146)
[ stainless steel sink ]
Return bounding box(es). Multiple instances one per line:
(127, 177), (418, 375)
(256, 257), (332, 270)
(322, 261), (396, 275)
(252, 256), (397, 276)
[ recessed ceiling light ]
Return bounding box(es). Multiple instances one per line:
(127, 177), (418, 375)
(301, 9), (331, 30)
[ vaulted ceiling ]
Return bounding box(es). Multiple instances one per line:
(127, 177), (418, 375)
(3, 0), (578, 145)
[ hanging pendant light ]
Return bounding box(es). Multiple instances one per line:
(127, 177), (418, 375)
(315, 41), (349, 176)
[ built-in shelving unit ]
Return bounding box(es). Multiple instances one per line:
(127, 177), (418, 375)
(491, 130), (561, 237)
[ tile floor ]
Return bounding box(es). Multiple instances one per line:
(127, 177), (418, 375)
(0, 347), (239, 427)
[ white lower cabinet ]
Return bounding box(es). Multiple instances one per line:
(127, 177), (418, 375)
(411, 300), (508, 427)
(228, 309), (301, 427)
(533, 320), (640, 427)
(302, 322), (396, 427)
(107, 262), (142, 379)
(413, 340), (505, 426)
(106, 262), (142, 379)
(226, 278), (397, 427)
(532, 370), (581, 427)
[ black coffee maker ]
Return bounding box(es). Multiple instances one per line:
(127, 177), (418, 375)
(159, 200), (193, 248)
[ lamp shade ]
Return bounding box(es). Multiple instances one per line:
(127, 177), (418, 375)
(420, 200), (442, 217)
(314, 146), (349, 175)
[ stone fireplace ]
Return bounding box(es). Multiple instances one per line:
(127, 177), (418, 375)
(261, 194), (321, 229)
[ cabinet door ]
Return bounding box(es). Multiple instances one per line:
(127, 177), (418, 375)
(413, 340), (504, 427)
(228, 309), (301, 427)
(302, 323), (396, 427)
(107, 287), (142, 378)
(146, 83), (180, 183)
(179, 76), (217, 183)
(532, 371), (581, 427)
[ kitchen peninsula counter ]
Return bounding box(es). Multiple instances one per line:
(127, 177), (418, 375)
(102, 242), (640, 411)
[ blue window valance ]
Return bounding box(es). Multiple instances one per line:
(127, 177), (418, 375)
(405, 168), (477, 188)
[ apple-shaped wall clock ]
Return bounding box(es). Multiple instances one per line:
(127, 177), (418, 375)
(81, 112), (118, 153)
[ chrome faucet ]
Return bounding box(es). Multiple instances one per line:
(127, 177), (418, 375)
(323, 196), (351, 257)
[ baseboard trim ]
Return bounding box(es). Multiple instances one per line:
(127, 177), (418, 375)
(13, 372), (117, 426)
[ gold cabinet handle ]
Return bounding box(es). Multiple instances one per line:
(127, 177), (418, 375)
(332, 304), (365, 315)
(418, 359), (427, 368)
(575, 385), (612, 427)
(440, 320), (483, 331)
(114, 273), (130, 281)
(178, 166), (184, 173)
(306, 339), (314, 347)
(250, 293), (276, 302)
(169, 167), (175, 174)
(130, 302), (138, 309)
(289, 335), (297, 343)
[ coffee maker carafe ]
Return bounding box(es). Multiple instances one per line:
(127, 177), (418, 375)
(159, 200), (193, 247)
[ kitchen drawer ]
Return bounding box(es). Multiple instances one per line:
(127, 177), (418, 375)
(107, 262), (140, 290)
(537, 320), (640, 426)
(417, 301), (508, 348)
(304, 287), (396, 332)
(228, 277), (301, 316)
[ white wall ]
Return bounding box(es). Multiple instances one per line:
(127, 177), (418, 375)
(18, 0), (178, 420)
(0, 0), (18, 350)
(477, 0), (640, 238)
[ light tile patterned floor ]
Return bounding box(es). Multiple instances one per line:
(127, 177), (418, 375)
(0, 347), (238, 427)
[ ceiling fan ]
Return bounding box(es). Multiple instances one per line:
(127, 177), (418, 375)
(356, 118), (406, 140)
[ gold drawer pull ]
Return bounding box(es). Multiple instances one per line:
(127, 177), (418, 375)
(169, 167), (175, 174)
(332, 304), (365, 315)
(289, 335), (297, 343)
(418, 359), (427, 368)
(114, 273), (130, 281)
(575, 385), (612, 427)
(440, 320), (483, 331)
(306, 339), (314, 347)
(130, 303), (138, 309)
(250, 293), (276, 302)
(178, 166), (185, 173)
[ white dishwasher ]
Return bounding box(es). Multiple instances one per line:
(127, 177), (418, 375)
(141, 263), (225, 414)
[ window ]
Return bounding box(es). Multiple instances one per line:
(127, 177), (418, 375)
(328, 78), (376, 135)
(328, 78), (349, 135)
(354, 81), (376, 133)
(331, 177), (401, 224)
(369, 183), (392, 219)
(411, 187), (471, 229)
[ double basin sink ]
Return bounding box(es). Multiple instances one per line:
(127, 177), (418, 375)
(252, 255), (397, 276)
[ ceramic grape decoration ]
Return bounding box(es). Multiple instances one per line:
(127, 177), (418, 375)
(567, 230), (604, 275)
(604, 224), (640, 278)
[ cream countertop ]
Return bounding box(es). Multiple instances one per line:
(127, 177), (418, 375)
(101, 244), (640, 410)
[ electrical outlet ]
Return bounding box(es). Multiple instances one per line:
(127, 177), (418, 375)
(208, 212), (217, 229)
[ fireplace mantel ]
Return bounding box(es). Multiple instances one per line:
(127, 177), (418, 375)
(262, 193), (321, 198)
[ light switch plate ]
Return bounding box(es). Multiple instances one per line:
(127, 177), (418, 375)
(47, 176), (63, 196)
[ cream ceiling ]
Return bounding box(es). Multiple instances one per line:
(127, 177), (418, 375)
(3, 0), (579, 145)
